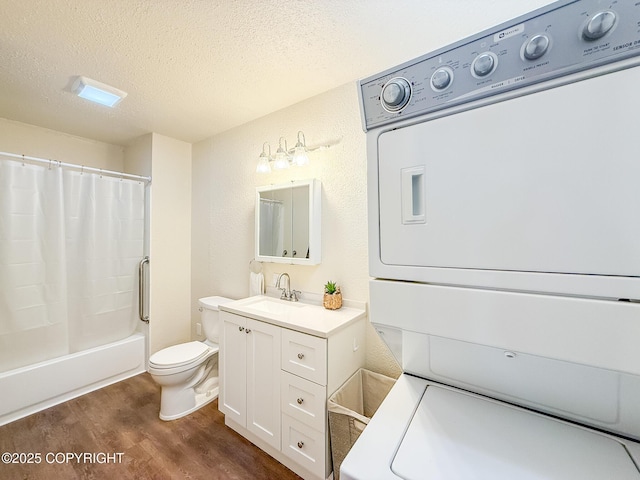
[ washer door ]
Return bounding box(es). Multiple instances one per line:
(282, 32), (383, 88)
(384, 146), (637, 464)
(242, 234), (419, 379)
(376, 67), (640, 278)
(392, 386), (640, 479)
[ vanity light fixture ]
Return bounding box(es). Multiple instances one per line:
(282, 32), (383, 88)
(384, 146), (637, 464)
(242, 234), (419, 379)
(72, 76), (127, 107)
(256, 130), (313, 173)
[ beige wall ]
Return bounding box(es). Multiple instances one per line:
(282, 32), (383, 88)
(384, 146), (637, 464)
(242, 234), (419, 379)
(123, 133), (152, 178)
(125, 133), (193, 355)
(192, 83), (401, 379)
(0, 117), (123, 170)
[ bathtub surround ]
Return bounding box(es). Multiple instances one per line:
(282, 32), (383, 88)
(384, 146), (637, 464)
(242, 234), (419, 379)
(0, 121), (193, 424)
(5, 127), (195, 360)
(0, 146), (147, 426)
(0, 334), (145, 426)
(0, 156), (146, 371)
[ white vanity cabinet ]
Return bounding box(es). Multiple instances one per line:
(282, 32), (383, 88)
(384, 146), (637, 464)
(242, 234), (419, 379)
(219, 313), (281, 450)
(280, 328), (329, 477)
(219, 297), (367, 480)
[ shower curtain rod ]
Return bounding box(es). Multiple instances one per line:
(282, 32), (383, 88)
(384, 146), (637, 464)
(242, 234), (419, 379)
(0, 151), (151, 183)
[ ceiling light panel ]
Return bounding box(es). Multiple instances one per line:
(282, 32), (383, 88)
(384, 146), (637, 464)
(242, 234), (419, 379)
(72, 76), (127, 107)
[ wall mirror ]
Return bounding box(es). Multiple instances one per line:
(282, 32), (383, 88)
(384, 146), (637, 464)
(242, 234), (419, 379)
(255, 179), (321, 265)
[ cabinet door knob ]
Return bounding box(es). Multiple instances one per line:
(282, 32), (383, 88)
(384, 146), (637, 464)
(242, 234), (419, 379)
(238, 326), (244, 332)
(296, 397), (304, 405)
(297, 353), (304, 359)
(246, 329), (251, 334)
(297, 441), (304, 449)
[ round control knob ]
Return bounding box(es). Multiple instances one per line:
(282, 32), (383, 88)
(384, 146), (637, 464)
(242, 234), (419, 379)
(381, 77), (412, 111)
(472, 53), (497, 78)
(583, 10), (616, 41)
(523, 34), (550, 60)
(431, 67), (454, 91)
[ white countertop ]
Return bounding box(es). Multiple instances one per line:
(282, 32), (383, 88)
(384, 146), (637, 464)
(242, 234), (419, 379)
(219, 295), (367, 338)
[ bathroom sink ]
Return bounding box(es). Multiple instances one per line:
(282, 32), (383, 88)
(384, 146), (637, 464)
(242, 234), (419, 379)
(244, 297), (306, 315)
(220, 295), (367, 338)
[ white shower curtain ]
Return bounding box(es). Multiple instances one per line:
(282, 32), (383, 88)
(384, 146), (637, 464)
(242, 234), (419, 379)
(259, 198), (284, 257)
(0, 159), (145, 372)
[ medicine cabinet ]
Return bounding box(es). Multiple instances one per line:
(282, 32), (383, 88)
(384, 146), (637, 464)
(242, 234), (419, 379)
(255, 179), (321, 265)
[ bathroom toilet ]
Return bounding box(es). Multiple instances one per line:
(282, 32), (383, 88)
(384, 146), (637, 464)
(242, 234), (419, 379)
(148, 296), (234, 421)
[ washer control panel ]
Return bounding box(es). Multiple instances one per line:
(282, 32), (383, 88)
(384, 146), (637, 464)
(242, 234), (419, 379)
(360, 0), (640, 131)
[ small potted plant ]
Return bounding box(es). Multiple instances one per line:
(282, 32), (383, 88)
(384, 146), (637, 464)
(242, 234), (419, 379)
(323, 280), (342, 310)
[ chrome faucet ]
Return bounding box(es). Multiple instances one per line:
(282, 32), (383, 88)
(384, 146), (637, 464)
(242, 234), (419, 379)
(276, 272), (300, 301)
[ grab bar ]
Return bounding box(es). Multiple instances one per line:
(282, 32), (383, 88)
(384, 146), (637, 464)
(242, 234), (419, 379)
(139, 256), (150, 323)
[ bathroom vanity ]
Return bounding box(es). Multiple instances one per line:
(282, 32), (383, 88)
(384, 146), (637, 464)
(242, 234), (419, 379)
(219, 296), (366, 480)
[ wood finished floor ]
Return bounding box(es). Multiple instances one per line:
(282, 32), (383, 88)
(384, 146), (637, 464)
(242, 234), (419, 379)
(0, 373), (302, 480)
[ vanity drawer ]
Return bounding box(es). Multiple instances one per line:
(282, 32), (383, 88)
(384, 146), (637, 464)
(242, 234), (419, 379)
(282, 414), (326, 478)
(281, 371), (326, 432)
(281, 329), (327, 385)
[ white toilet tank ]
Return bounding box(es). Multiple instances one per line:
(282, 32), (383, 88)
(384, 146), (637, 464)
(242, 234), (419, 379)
(198, 296), (234, 344)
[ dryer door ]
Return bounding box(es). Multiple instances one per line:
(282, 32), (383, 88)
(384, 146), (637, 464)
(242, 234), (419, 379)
(376, 66), (640, 278)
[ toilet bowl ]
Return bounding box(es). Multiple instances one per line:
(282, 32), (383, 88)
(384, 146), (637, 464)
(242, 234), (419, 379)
(148, 296), (234, 420)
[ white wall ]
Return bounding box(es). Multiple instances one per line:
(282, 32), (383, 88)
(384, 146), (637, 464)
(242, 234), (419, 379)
(123, 133), (152, 178)
(192, 83), (401, 379)
(150, 134), (192, 354)
(0, 117), (123, 170)
(126, 133), (193, 355)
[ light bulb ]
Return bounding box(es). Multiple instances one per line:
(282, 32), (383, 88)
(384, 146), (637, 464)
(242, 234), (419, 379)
(273, 151), (290, 169)
(256, 154), (271, 173)
(273, 138), (290, 170)
(256, 142), (272, 173)
(293, 131), (309, 166)
(292, 145), (309, 166)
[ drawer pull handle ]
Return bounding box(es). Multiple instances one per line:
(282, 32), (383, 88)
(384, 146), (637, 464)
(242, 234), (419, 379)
(297, 441), (304, 449)
(296, 397), (304, 405)
(297, 353), (304, 359)
(238, 326), (244, 332)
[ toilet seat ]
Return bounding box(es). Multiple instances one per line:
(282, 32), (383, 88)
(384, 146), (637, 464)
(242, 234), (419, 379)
(149, 341), (219, 371)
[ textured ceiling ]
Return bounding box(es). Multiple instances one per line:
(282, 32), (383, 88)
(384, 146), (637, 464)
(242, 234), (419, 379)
(0, 0), (554, 146)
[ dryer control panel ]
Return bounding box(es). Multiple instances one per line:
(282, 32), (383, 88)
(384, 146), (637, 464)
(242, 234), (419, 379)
(359, 0), (640, 131)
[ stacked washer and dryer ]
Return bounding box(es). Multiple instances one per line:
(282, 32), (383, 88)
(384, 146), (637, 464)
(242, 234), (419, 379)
(342, 0), (640, 478)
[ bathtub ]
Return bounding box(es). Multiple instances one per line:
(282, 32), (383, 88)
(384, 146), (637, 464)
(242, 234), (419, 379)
(0, 333), (146, 426)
